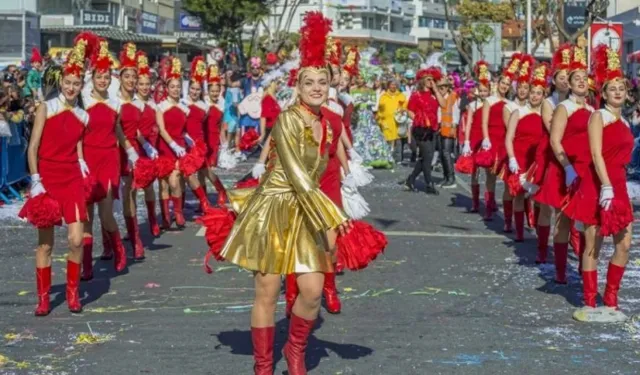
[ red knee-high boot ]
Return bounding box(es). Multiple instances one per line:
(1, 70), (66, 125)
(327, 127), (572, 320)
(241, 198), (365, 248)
(145, 200), (160, 237)
(514, 211), (525, 242)
(553, 242), (568, 284)
(524, 199), (534, 228)
(603, 263), (625, 309)
(483, 191), (495, 221)
(125, 216), (145, 260)
(503, 200), (513, 232)
(100, 226), (113, 260)
(285, 273), (298, 319)
(171, 196), (186, 228)
(34, 267), (51, 316)
(192, 186), (210, 213)
(471, 184), (480, 213)
(283, 314), (315, 375)
(160, 198), (171, 229)
(66, 260), (82, 313)
(582, 270), (598, 307)
(569, 223), (581, 257)
(323, 272), (341, 314)
(108, 230), (128, 272)
(533, 204), (540, 228)
(213, 178), (228, 207)
(81, 237), (93, 281)
(536, 225), (550, 264)
(252, 326), (275, 375)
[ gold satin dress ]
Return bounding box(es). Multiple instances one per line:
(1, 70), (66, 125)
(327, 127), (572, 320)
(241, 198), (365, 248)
(220, 105), (348, 274)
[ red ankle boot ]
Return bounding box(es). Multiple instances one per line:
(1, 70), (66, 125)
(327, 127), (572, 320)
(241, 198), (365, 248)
(483, 191), (494, 221)
(99, 226), (113, 260)
(192, 186), (210, 213)
(81, 237), (94, 281)
(145, 200), (161, 237)
(471, 184), (480, 212)
(66, 260), (82, 313)
(252, 326), (275, 375)
(603, 263), (625, 309)
(213, 179), (228, 207)
(503, 200), (513, 232)
(582, 270), (598, 307)
(171, 196), (186, 228)
(536, 225), (550, 264)
(323, 272), (341, 314)
(160, 198), (171, 229)
(35, 267), (51, 316)
(553, 242), (568, 284)
(108, 230), (128, 272)
(125, 216), (145, 260)
(285, 274), (298, 319)
(514, 211), (525, 242)
(283, 314), (315, 375)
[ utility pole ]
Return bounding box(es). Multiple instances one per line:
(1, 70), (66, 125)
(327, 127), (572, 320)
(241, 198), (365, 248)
(526, 0), (532, 54)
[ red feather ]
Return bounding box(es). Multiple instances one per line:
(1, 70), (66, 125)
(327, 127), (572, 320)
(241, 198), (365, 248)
(599, 198), (634, 237)
(18, 193), (63, 229)
(179, 146), (205, 177)
(506, 173), (525, 197)
(132, 158), (158, 189)
(455, 155), (474, 175)
(474, 149), (495, 169)
(336, 221), (387, 271)
(299, 12), (332, 69)
(235, 177), (260, 189)
(239, 128), (260, 151)
(197, 207), (236, 273)
(156, 156), (176, 179)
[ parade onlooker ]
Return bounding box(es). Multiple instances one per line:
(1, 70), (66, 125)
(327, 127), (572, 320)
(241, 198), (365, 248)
(376, 79), (407, 152)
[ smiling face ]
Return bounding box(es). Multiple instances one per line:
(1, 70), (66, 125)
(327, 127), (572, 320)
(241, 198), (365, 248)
(120, 68), (137, 92)
(477, 84), (490, 100)
(330, 64), (341, 87)
(602, 79), (627, 108)
(388, 81), (398, 93)
(60, 73), (82, 102)
(189, 81), (202, 101)
(569, 70), (588, 97)
(92, 70), (111, 94)
(297, 69), (329, 108)
(554, 70), (569, 93)
(529, 85), (545, 107)
(136, 75), (151, 99)
(167, 78), (181, 101)
(208, 83), (221, 103)
(498, 77), (511, 96)
(516, 82), (530, 101)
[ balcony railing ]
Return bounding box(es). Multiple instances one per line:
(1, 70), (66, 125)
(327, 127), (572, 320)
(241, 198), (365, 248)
(334, 0), (415, 17)
(332, 28), (417, 45)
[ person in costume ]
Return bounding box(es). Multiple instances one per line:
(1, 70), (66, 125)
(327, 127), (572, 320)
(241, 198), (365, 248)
(205, 64), (225, 172)
(436, 76), (459, 188)
(376, 78), (407, 152)
(258, 72), (282, 144)
(27, 47), (43, 100)
(503, 62), (548, 242)
(232, 57), (263, 158)
(199, 13), (385, 374)
(82, 36), (134, 278)
(339, 47), (358, 144)
(565, 45), (633, 322)
(532, 42), (593, 283)
(22, 33), (92, 315)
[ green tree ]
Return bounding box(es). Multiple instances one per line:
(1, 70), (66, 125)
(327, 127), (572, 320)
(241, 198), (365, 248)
(395, 47), (419, 64)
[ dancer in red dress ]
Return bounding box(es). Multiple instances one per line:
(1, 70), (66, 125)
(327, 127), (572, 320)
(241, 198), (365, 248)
(134, 51), (162, 238)
(258, 78), (281, 144)
(503, 62), (549, 242)
(339, 46), (359, 145)
(461, 61), (492, 213)
(205, 64), (225, 171)
(564, 45), (633, 321)
(82, 37), (132, 277)
(533, 42), (593, 284)
(23, 33), (92, 315)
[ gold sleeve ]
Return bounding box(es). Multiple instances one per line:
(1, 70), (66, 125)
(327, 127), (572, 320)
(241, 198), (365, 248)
(272, 111), (348, 231)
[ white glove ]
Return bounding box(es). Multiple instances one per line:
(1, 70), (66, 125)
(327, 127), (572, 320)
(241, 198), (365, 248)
(508, 157), (519, 174)
(79, 159), (90, 178)
(142, 142), (158, 159)
(599, 185), (613, 211)
(252, 162), (266, 179)
(564, 164), (577, 187)
(169, 141), (186, 157)
(126, 147), (139, 168)
(29, 173), (45, 197)
(342, 173), (358, 189)
(184, 134), (195, 148)
(481, 138), (492, 150)
(348, 148), (363, 163)
(462, 141), (471, 156)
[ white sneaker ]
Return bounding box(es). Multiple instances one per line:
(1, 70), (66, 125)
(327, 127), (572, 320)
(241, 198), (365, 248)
(573, 306), (628, 323)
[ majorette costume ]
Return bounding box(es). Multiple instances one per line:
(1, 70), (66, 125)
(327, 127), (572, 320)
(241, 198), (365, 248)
(27, 47), (43, 100)
(198, 12), (386, 375)
(532, 42), (593, 284)
(19, 32), (92, 316)
(564, 45), (634, 316)
(205, 64), (223, 168)
(82, 36), (129, 276)
(338, 46), (359, 143)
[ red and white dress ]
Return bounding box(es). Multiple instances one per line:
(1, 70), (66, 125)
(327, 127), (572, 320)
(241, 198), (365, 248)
(502, 106), (545, 182)
(83, 94), (121, 202)
(36, 94), (89, 223)
(527, 94), (561, 186)
(183, 98), (208, 143)
(206, 101), (224, 167)
(137, 97), (159, 151)
(118, 96), (144, 176)
(320, 103), (344, 207)
(157, 98), (190, 164)
(261, 94), (281, 138)
(485, 95), (508, 171)
(467, 99), (485, 153)
(338, 92), (354, 142)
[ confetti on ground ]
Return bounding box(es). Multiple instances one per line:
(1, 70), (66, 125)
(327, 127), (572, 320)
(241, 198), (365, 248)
(17, 290), (30, 296)
(73, 332), (114, 345)
(144, 283), (161, 288)
(343, 287), (355, 292)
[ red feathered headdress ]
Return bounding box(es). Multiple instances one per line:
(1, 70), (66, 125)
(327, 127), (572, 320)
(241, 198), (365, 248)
(326, 37), (342, 66)
(90, 37), (112, 73)
(503, 52), (522, 82)
(119, 42), (137, 72)
(63, 32), (96, 77)
(265, 52), (278, 66)
(474, 60), (491, 88)
(588, 73), (596, 92)
(417, 67), (443, 82)
(136, 51), (150, 78)
(190, 56), (207, 85)
(299, 11), (332, 71)
(207, 64), (221, 84)
(160, 56), (182, 82)
(287, 68), (299, 87)
(530, 62), (551, 89)
(343, 46), (360, 77)
(552, 43), (572, 77)
(569, 37), (588, 73)
(516, 55), (535, 84)
(31, 47), (42, 64)
(592, 44), (624, 91)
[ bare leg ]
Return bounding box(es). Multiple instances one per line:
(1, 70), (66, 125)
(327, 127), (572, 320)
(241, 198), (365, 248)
(251, 273), (281, 328)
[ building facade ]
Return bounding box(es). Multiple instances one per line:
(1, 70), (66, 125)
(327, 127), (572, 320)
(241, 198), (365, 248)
(0, 0), (40, 64)
(608, 6), (640, 76)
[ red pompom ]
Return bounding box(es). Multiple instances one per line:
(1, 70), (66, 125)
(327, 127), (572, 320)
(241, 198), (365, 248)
(336, 221), (387, 271)
(196, 207), (237, 273)
(18, 193), (63, 229)
(506, 173), (525, 197)
(474, 149), (495, 169)
(132, 158), (158, 189)
(599, 198), (634, 237)
(179, 147), (205, 177)
(455, 155), (474, 174)
(83, 175), (97, 203)
(156, 156), (176, 179)
(239, 128), (260, 151)
(235, 177), (259, 189)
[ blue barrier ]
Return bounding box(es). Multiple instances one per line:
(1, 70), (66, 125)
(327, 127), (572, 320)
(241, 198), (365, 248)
(0, 119), (29, 204)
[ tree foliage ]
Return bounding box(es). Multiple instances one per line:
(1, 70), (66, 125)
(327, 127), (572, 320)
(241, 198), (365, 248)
(395, 47), (421, 64)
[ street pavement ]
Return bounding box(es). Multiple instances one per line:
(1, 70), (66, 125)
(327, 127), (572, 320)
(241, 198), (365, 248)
(1, 160), (640, 375)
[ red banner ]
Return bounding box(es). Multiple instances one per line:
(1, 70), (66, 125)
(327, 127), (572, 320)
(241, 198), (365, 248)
(590, 22), (624, 60)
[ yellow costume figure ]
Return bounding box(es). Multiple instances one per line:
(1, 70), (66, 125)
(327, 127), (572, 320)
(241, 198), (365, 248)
(220, 105), (348, 274)
(376, 90), (407, 141)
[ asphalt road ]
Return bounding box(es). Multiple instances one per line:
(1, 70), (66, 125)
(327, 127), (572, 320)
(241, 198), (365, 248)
(1, 161), (639, 375)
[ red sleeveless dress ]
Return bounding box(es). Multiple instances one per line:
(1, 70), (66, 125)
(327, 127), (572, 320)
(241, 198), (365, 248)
(468, 100), (484, 151)
(503, 108), (544, 181)
(339, 95), (354, 142)
(206, 104), (223, 166)
(487, 97), (507, 172)
(138, 99), (158, 148)
(185, 99), (207, 142)
(118, 99), (143, 176)
(83, 95), (121, 202)
(533, 99), (593, 209)
(527, 96), (558, 185)
(319, 105), (344, 208)
(563, 110), (634, 235)
(261, 94), (281, 131)
(36, 95), (89, 223)
(157, 99), (189, 164)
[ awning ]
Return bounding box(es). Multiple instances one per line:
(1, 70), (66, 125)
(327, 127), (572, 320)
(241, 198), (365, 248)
(41, 26), (161, 43)
(161, 38), (210, 51)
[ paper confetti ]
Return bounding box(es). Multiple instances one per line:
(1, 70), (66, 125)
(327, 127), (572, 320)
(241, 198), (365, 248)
(17, 290), (30, 296)
(144, 283), (161, 288)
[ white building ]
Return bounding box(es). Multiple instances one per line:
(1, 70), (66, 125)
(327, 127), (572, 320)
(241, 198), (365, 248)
(410, 0), (458, 53)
